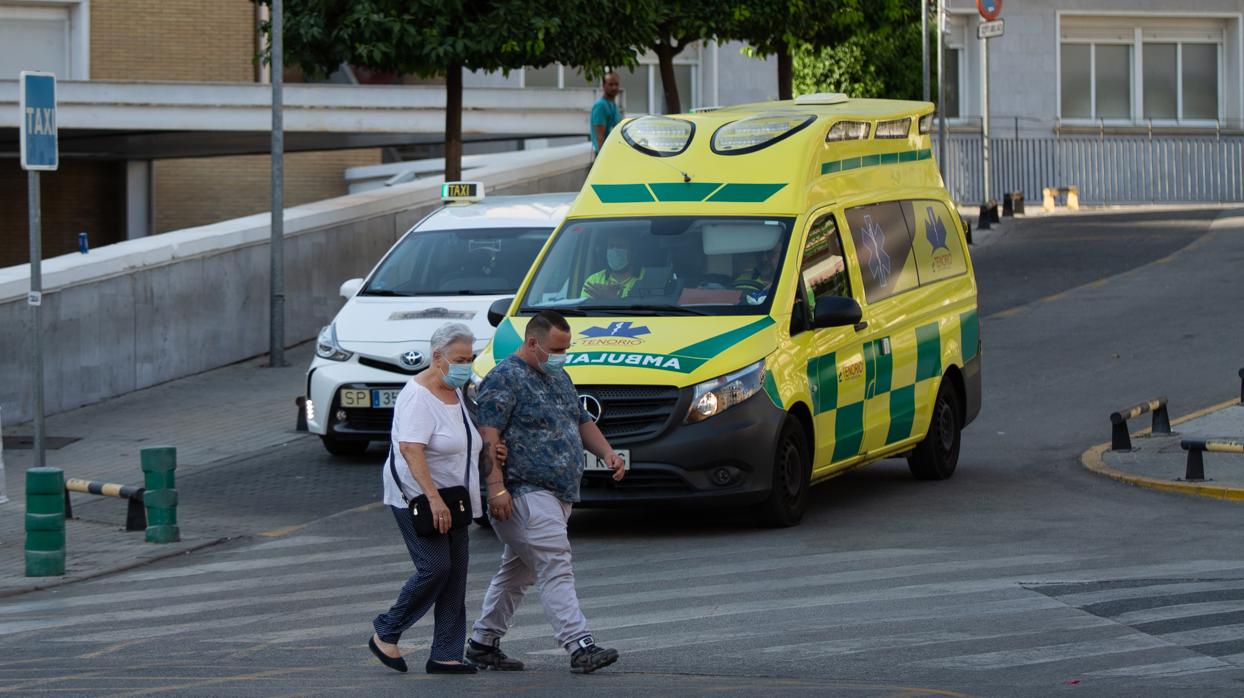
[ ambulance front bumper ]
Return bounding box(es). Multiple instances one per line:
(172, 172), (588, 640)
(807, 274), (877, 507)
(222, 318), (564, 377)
(576, 389), (786, 508)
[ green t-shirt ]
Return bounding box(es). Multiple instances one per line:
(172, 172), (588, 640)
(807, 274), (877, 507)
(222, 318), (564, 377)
(590, 97), (621, 152)
(581, 269), (640, 298)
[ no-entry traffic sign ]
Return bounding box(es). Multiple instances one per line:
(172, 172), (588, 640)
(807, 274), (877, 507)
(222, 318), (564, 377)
(977, 0), (1002, 22)
(19, 71), (58, 171)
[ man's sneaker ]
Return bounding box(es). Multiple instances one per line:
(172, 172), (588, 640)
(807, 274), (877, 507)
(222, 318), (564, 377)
(569, 636), (619, 674)
(465, 639), (524, 671)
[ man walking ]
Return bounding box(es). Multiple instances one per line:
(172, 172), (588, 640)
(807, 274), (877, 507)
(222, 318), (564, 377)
(466, 310), (626, 674)
(590, 72), (622, 155)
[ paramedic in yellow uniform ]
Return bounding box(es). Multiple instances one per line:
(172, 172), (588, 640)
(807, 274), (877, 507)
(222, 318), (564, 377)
(733, 241), (782, 301)
(581, 234), (641, 299)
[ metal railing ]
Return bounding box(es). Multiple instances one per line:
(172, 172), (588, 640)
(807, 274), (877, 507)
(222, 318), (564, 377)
(933, 119), (1244, 206)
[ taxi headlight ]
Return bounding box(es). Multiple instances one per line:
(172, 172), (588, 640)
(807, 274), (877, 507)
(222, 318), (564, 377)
(711, 114), (816, 155)
(315, 324), (352, 362)
(686, 360), (766, 423)
(621, 116), (696, 157)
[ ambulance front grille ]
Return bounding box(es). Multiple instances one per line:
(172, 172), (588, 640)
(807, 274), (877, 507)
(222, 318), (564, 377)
(577, 385), (681, 443)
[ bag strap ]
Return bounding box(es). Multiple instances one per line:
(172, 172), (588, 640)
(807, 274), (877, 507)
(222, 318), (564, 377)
(459, 397), (472, 488)
(387, 443), (411, 505)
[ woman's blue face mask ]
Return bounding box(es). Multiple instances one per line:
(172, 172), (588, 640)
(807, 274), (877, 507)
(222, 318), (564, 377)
(441, 362), (472, 388)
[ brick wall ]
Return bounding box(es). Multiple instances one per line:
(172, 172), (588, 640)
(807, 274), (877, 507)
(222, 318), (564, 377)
(91, 0), (257, 82)
(153, 149), (384, 233)
(0, 164), (124, 269)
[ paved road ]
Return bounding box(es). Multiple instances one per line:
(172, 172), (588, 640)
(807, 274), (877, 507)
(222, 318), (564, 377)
(2, 209), (1243, 696)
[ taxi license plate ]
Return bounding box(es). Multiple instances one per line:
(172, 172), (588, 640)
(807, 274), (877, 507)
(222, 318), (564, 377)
(339, 388), (400, 409)
(584, 449), (630, 471)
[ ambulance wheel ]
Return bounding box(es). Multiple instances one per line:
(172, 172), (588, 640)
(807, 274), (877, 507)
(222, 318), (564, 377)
(321, 435), (369, 457)
(756, 418), (811, 528)
(908, 381), (961, 480)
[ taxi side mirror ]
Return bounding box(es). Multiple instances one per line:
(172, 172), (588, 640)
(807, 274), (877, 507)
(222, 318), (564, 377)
(487, 297), (513, 328)
(810, 295), (862, 329)
(339, 278), (364, 299)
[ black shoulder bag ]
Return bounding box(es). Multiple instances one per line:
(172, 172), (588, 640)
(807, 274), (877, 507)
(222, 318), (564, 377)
(387, 402), (473, 537)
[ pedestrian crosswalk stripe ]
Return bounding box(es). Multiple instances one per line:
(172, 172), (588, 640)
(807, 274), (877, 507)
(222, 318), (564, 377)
(1114, 600), (1244, 626)
(1082, 655), (1233, 679)
(1046, 579), (1244, 607)
(918, 634), (1173, 670)
(1159, 622), (1244, 647)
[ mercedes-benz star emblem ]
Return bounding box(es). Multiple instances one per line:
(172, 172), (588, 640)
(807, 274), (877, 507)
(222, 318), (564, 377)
(399, 351), (422, 369)
(579, 394), (603, 422)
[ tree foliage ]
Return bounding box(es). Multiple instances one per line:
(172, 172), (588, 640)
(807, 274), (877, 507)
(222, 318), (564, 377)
(728, 1), (864, 100)
(791, 0), (924, 100)
(261, 0), (648, 177)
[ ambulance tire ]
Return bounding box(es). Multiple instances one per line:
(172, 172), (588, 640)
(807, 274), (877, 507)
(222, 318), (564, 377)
(321, 435), (369, 457)
(908, 381), (961, 480)
(756, 418), (811, 528)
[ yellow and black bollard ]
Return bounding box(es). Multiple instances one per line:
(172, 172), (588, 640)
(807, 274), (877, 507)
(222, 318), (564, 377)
(25, 467), (66, 577)
(140, 446), (180, 543)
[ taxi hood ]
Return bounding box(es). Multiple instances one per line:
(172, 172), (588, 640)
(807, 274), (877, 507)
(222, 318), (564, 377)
(478, 315), (777, 387)
(334, 295), (503, 346)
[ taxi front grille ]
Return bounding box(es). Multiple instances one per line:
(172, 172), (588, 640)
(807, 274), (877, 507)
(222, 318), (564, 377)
(577, 385), (681, 444)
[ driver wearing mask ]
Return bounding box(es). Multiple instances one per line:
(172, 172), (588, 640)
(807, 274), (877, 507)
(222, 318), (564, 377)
(581, 234), (641, 299)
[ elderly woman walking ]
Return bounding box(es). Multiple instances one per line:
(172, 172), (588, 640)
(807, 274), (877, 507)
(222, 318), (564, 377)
(368, 322), (500, 675)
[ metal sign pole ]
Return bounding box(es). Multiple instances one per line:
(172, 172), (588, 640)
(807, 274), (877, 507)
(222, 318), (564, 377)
(981, 32), (991, 207)
(937, 0), (948, 184)
(269, 0), (286, 368)
(922, 1), (930, 103)
(28, 171), (45, 470)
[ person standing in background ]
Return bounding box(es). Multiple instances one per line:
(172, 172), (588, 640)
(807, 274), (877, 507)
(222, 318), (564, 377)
(590, 72), (622, 155)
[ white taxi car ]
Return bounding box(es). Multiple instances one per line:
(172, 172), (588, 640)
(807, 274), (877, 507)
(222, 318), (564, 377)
(305, 183), (575, 455)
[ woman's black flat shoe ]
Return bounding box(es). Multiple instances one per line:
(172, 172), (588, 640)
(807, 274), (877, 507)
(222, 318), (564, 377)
(368, 636), (408, 673)
(426, 659), (478, 675)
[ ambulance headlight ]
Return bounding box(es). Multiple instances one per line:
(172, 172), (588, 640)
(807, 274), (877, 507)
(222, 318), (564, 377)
(686, 360), (766, 423)
(825, 120), (870, 142)
(711, 114), (816, 155)
(621, 116), (695, 157)
(316, 323), (352, 362)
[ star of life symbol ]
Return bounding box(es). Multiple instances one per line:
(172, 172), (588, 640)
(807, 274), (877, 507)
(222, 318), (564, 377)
(924, 206), (950, 252)
(580, 321), (651, 339)
(861, 214), (892, 288)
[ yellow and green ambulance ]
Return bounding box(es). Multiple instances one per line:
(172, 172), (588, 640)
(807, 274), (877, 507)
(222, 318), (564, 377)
(474, 94), (981, 526)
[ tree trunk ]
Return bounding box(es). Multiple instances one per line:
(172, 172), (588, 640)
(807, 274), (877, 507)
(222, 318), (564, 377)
(444, 62), (463, 181)
(777, 45), (793, 101)
(655, 42), (681, 115)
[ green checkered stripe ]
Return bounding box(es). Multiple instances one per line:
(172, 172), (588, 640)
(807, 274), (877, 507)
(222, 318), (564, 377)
(806, 321), (944, 462)
(591, 182), (787, 204)
(821, 148), (933, 176)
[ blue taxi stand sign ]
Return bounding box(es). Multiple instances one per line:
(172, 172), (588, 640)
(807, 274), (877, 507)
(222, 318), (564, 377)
(19, 71), (58, 171)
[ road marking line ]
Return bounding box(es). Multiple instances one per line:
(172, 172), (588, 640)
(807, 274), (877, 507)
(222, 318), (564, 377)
(1083, 655), (1232, 678)
(917, 633), (1173, 670)
(1159, 622), (1244, 647)
(1113, 600), (1244, 626)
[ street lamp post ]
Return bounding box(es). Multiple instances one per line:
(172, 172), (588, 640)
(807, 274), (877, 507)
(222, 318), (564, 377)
(269, 0), (286, 368)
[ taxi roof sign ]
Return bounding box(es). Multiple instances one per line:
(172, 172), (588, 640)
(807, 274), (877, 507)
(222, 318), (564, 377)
(442, 181), (484, 203)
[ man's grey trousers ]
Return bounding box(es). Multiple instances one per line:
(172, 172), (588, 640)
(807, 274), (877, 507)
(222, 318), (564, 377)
(471, 490), (592, 652)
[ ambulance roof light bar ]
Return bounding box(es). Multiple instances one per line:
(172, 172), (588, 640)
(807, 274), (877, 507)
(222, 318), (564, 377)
(442, 181), (485, 204)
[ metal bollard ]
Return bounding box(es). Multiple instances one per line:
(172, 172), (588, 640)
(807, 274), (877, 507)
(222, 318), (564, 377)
(25, 467), (66, 577)
(1238, 367), (1243, 404)
(295, 396), (308, 432)
(140, 447), (180, 543)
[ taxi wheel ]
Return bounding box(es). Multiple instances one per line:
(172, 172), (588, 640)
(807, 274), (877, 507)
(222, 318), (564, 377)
(321, 435), (369, 457)
(908, 382), (961, 481)
(756, 418), (811, 528)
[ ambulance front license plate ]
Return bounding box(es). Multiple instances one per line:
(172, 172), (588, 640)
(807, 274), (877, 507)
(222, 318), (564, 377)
(584, 449), (630, 472)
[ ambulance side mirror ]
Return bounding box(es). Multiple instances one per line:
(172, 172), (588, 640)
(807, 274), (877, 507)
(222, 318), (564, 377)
(339, 278), (364, 299)
(488, 297), (514, 327)
(810, 295), (862, 329)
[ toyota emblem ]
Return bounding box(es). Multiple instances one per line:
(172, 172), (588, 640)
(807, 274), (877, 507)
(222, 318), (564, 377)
(399, 351), (423, 369)
(580, 394), (603, 422)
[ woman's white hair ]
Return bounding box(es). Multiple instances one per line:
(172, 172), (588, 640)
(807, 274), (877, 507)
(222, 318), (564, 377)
(429, 322), (475, 356)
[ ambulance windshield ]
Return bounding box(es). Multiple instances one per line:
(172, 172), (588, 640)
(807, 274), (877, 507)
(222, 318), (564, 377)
(519, 216), (794, 316)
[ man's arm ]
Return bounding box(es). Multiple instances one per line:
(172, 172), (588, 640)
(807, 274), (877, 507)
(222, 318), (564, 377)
(580, 419), (626, 481)
(593, 123), (606, 150)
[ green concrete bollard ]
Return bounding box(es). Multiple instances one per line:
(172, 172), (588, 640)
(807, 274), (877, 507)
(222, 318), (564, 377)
(140, 446), (180, 543)
(25, 467), (66, 577)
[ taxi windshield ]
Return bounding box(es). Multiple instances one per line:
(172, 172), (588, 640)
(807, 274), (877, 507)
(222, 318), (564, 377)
(362, 227), (552, 296)
(518, 216), (794, 316)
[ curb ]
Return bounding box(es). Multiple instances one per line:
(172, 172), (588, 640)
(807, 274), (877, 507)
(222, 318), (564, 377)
(0, 535), (232, 600)
(1080, 397), (1244, 502)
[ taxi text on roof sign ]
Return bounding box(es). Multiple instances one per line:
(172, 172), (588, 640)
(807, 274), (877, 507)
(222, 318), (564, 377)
(19, 71), (58, 171)
(441, 181), (484, 202)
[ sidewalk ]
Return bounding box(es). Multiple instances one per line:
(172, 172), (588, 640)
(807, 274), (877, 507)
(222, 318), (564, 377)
(1082, 401), (1244, 501)
(0, 343), (315, 597)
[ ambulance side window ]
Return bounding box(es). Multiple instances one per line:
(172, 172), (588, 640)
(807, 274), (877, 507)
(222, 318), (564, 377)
(844, 201), (918, 304)
(794, 213), (851, 333)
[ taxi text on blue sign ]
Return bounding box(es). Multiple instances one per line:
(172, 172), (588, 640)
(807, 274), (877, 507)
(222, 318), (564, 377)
(19, 71), (58, 171)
